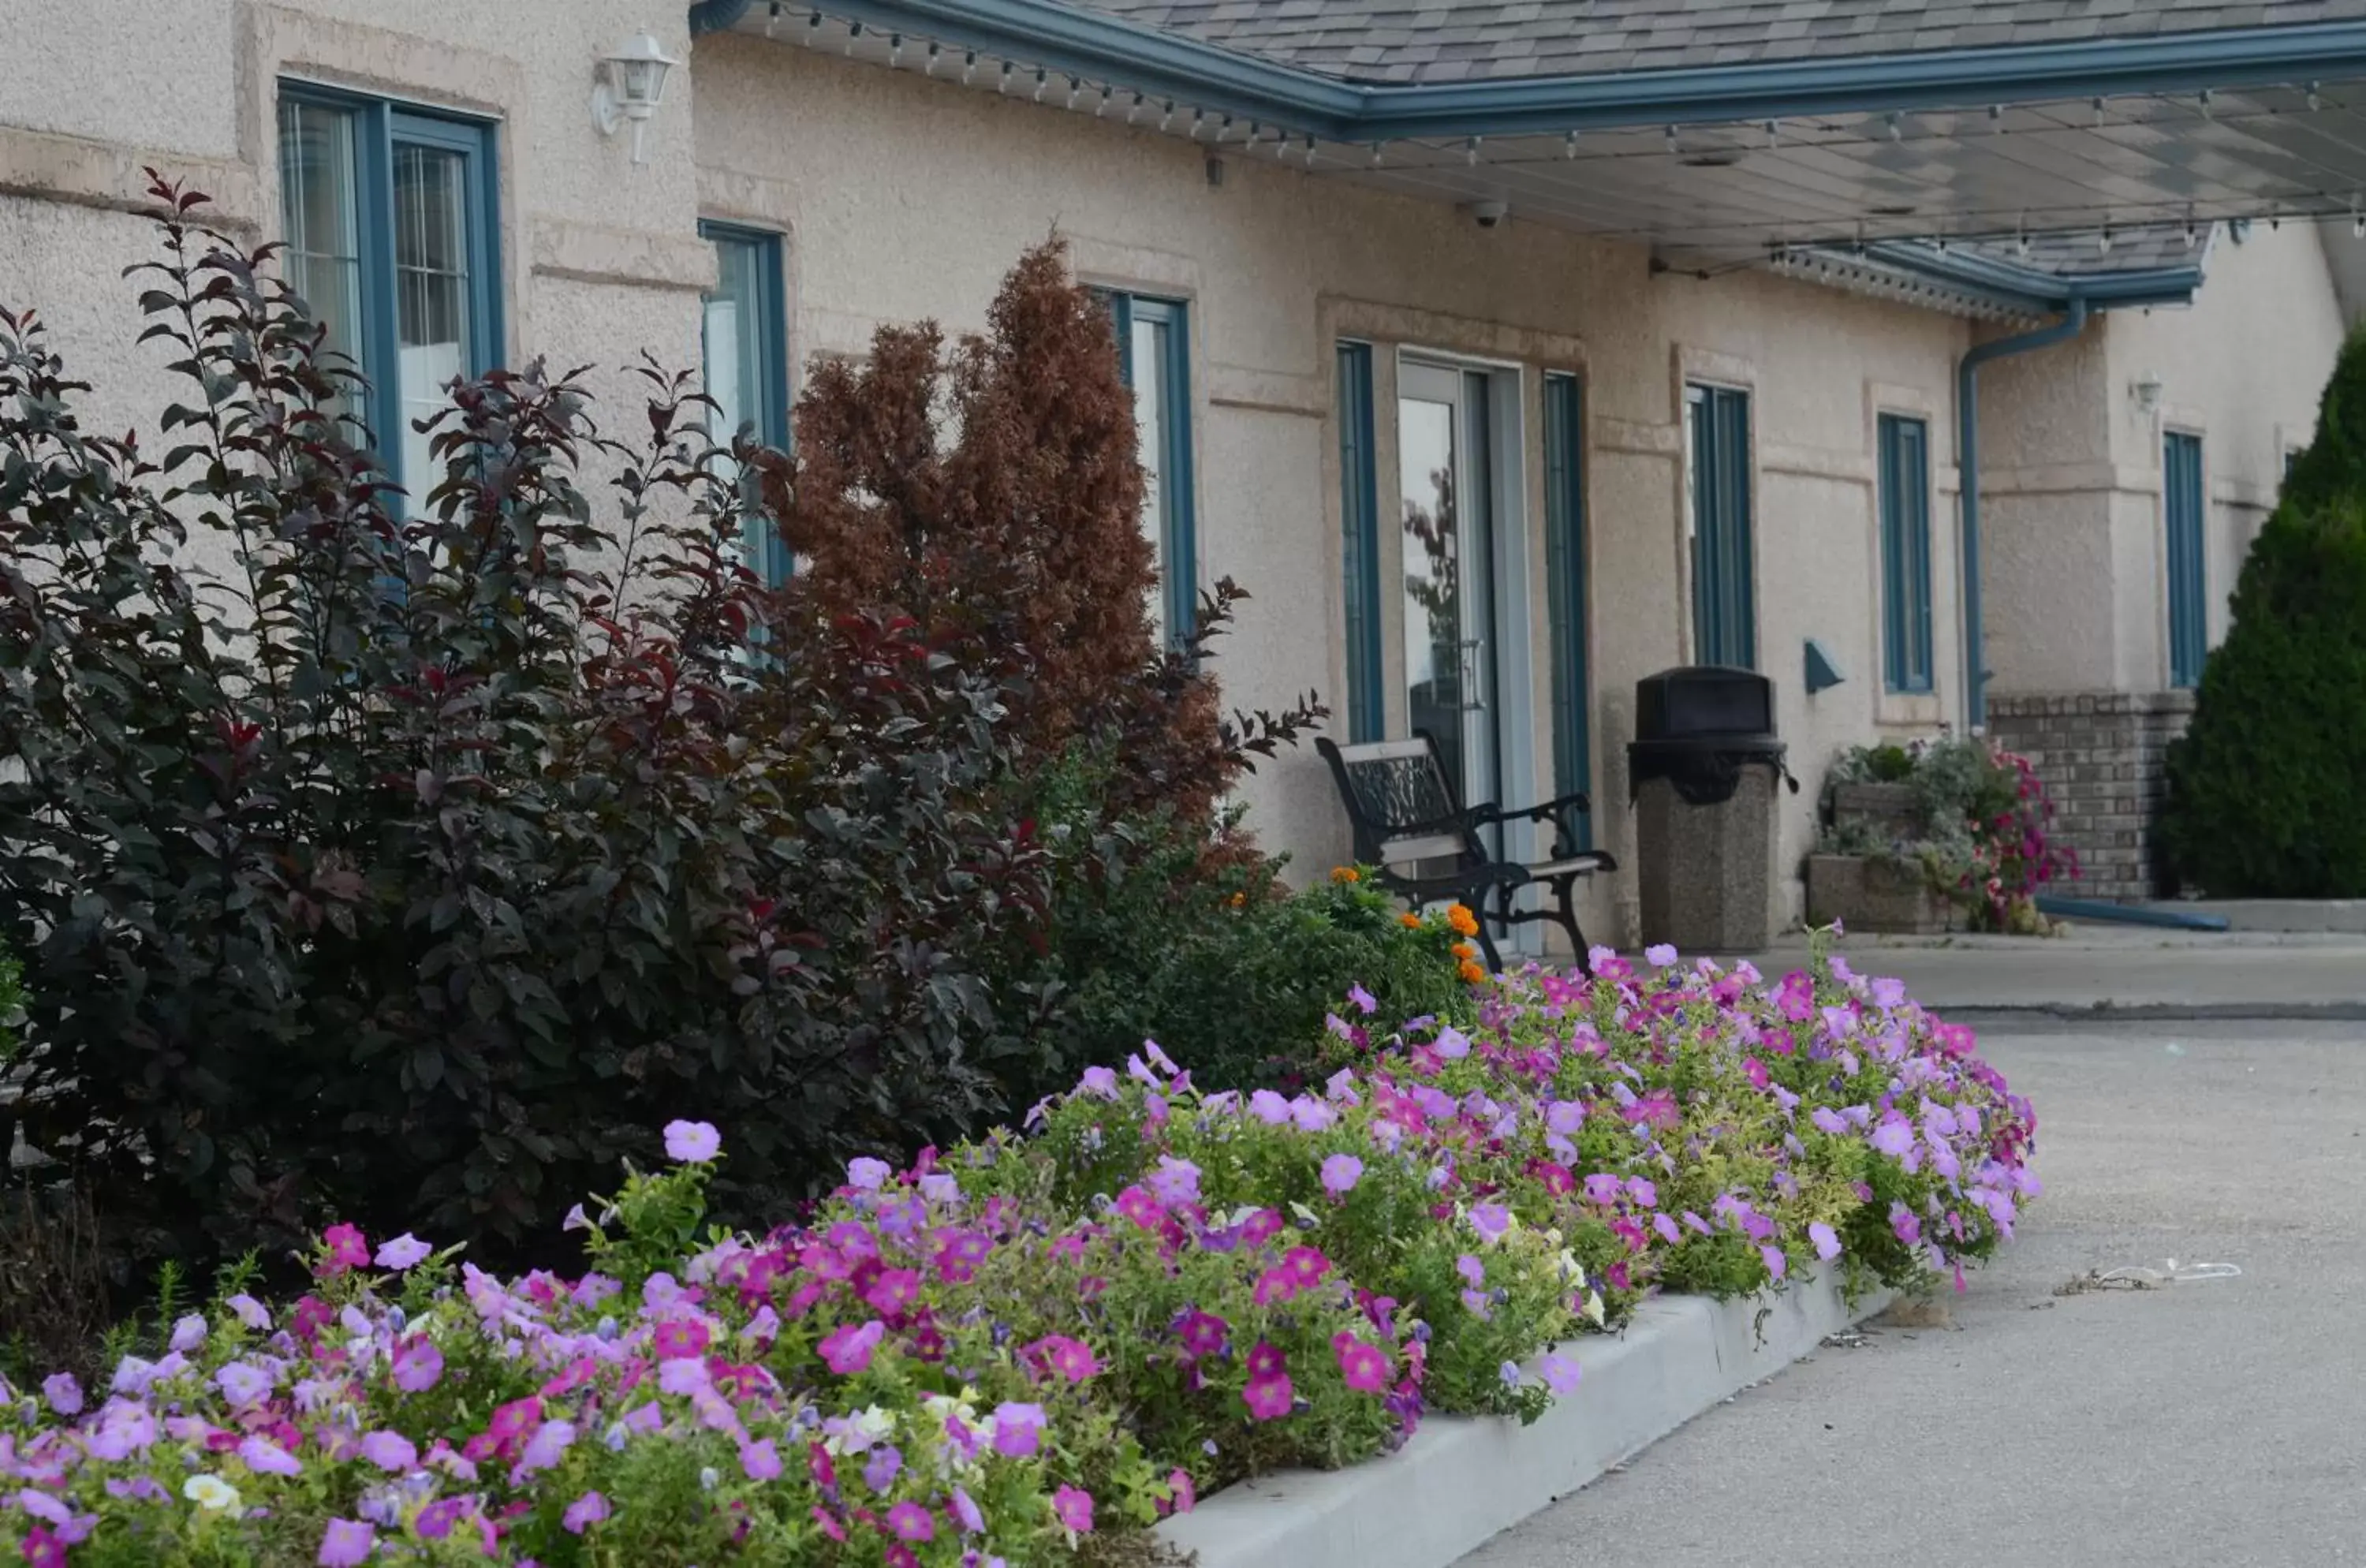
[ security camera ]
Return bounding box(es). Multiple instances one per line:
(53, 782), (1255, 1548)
(1466, 200), (1509, 230)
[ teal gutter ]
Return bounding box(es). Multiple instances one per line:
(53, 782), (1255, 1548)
(756, 2), (2366, 142)
(1957, 299), (2090, 731)
(1864, 241), (2204, 312)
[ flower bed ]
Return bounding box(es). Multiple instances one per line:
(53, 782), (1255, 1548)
(0, 942), (2036, 1565)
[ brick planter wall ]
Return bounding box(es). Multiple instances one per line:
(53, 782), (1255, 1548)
(1985, 691), (2196, 902)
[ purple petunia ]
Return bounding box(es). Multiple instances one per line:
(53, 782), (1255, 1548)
(1053, 1484), (1097, 1535)
(1320, 1153), (1364, 1194)
(316, 1519), (375, 1567)
(662, 1119), (722, 1163)
(373, 1233), (433, 1271)
(1540, 1353), (1584, 1396)
(991, 1402), (1047, 1458)
(563, 1491), (610, 1534)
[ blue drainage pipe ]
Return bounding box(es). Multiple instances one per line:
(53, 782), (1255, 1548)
(2036, 895), (2230, 931)
(1956, 297), (2088, 730)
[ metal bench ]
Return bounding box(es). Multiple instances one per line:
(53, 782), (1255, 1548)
(1315, 730), (1618, 973)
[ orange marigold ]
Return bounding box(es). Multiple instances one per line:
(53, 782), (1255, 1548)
(1452, 941), (1477, 960)
(1398, 912), (1424, 929)
(1446, 904), (1480, 938)
(1228, 891), (1247, 908)
(1458, 958), (1489, 984)
(1330, 866), (1362, 883)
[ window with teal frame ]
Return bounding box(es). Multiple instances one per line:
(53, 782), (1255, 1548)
(2165, 431), (2207, 689)
(275, 82), (501, 506)
(1336, 341), (1383, 742)
(1878, 413), (1935, 694)
(700, 221), (792, 584)
(1686, 383), (1756, 669)
(1543, 372), (1592, 849)
(1109, 293), (1198, 641)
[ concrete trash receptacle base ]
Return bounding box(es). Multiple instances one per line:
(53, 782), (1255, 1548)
(1636, 768), (1775, 951)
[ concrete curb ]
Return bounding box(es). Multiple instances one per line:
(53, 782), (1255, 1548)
(1156, 1272), (1888, 1568)
(1941, 1002), (2366, 1024)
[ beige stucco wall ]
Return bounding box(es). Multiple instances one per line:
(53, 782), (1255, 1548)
(0, 0), (711, 508)
(1981, 222), (2342, 697)
(692, 32), (1979, 943)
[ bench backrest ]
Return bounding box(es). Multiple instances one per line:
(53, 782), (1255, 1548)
(1315, 734), (1479, 871)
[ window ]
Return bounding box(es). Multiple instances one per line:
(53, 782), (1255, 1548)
(1685, 384), (1755, 669)
(2165, 431), (2207, 689)
(275, 84), (500, 503)
(1878, 413), (1935, 694)
(1108, 293), (1196, 640)
(1543, 372), (1592, 849)
(700, 222), (791, 583)
(1337, 342), (1383, 742)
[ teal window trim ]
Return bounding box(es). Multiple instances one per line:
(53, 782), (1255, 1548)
(2165, 431), (2207, 689)
(1687, 383), (1756, 669)
(1543, 372), (1592, 849)
(1336, 341), (1383, 743)
(699, 220), (793, 584)
(1108, 291), (1198, 641)
(275, 80), (502, 498)
(1877, 413), (1935, 694)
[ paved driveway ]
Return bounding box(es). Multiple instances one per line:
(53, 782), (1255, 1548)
(1460, 1021), (2366, 1567)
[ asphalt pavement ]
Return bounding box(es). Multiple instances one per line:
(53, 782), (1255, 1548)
(1459, 1018), (2366, 1568)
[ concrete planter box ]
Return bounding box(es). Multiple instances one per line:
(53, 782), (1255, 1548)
(1829, 780), (1924, 843)
(1807, 853), (1956, 934)
(1157, 1271), (1888, 1568)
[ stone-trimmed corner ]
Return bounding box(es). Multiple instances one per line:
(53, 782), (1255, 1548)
(1987, 689), (2196, 902)
(1158, 1271), (1890, 1568)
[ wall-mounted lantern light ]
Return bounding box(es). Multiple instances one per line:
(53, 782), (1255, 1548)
(592, 29), (679, 164)
(2130, 374), (2165, 414)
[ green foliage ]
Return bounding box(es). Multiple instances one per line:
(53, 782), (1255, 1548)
(2162, 499), (2366, 894)
(1017, 811), (1472, 1097)
(0, 942), (20, 1062)
(1820, 737), (2073, 929)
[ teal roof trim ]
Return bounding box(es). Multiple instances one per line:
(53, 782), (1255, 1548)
(793, 1), (2366, 142)
(1864, 240), (2206, 312)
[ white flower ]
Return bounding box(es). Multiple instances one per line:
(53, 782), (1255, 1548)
(1582, 1290), (1607, 1328)
(183, 1474), (241, 1513)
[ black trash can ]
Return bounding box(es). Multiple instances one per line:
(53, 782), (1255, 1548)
(1627, 666), (1789, 952)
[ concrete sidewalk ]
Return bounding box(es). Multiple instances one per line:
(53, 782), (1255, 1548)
(1734, 929), (2366, 1018)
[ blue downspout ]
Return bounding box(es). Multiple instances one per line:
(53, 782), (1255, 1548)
(1956, 296), (2088, 730)
(689, 0), (756, 34)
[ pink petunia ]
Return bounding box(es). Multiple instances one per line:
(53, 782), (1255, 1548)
(1174, 1311), (1229, 1359)
(652, 1319), (711, 1361)
(373, 1233), (432, 1271)
(318, 1223), (369, 1278)
(1332, 1335), (1391, 1392)
(818, 1320), (886, 1376)
(1242, 1374), (1294, 1421)
(886, 1502), (935, 1543)
(1035, 1335), (1102, 1384)
(662, 1119), (722, 1162)
(863, 1267), (922, 1316)
(1053, 1485), (1096, 1535)
(563, 1491), (610, 1534)
(390, 1338), (443, 1393)
(991, 1402), (1046, 1458)
(1115, 1185), (1165, 1229)
(316, 1518), (375, 1567)
(1247, 1342), (1286, 1380)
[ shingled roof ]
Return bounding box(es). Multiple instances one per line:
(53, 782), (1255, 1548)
(1065, 0), (2366, 87)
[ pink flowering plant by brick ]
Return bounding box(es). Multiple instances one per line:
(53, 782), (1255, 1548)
(0, 944), (2034, 1564)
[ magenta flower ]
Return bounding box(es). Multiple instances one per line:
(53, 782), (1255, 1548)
(886, 1502), (936, 1543)
(1890, 1201), (1923, 1245)
(319, 1223), (369, 1278)
(1539, 1353), (1584, 1396)
(991, 1402), (1047, 1458)
(819, 1320), (886, 1376)
(1247, 1341), (1286, 1380)
(1115, 1185), (1165, 1229)
(652, 1319), (711, 1361)
(1053, 1485), (1097, 1535)
(1036, 1335), (1103, 1384)
(1809, 1221), (1842, 1261)
(21, 1527), (65, 1568)
(486, 1395), (544, 1450)
(864, 1267), (922, 1315)
(563, 1491), (610, 1534)
(1320, 1153), (1364, 1194)
(1332, 1334), (1390, 1392)
(662, 1119), (722, 1162)
(317, 1518), (375, 1566)
(372, 1233), (431, 1271)
(1282, 1245), (1331, 1287)
(391, 1338), (443, 1393)
(1174, 1310), (1229, 1358)
(1242, 1374), (1294, 1421)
